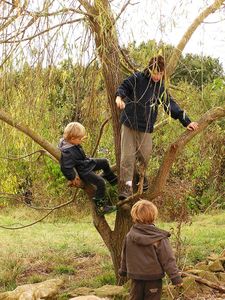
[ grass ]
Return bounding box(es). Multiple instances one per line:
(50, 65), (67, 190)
(0, 206), (224, 295)
(178, 213), (225, 263)
(159, 212), (225, 263)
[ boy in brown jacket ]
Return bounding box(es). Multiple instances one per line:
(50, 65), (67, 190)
(119, 200), (182, 300)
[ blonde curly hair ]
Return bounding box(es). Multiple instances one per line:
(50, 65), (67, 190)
(131, 199), (158, 224)
(63, 122), (86, 141)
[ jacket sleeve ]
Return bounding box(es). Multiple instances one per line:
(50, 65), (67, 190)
(118, 239), (127, 277)
(60, 151), (78, 181)
(115, 74), (136, 99)
(155, 238), (182, 285)
(159, 87), (191, 127)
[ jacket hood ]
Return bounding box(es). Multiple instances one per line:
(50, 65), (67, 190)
(58, 138), (74, 150)
(129, 224), (170, 246)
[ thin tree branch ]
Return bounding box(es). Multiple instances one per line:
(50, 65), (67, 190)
(91, 117), (112, 157)
(0, 190), (79, 230)
(167, 0), (225, 77)
(203, 17), (225, 23)
(0, 149), (48, 160)
(0, 109), (60, 160)
(168, 84), (187, 93)
(181, 271), (225, 293)
(154, 119), (169, 132)
(118, 45), (139, 73)
(24, 189), (81, 211)
(0, 210), (54, 230)
(0, 192), (24, 200)
(0, 18), (85, 44)
(114, 0), (133, 22)
(31, 7), (94, 18)
(203, 192), (225, 213)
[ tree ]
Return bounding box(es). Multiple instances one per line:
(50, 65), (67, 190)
(172, 53), (224, 87)
(0, 0), (225, 280)
(122, 41), (224, 87)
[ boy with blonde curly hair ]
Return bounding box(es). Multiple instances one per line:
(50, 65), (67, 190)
(59, 122), (117, 216)
(119, 199), (182, 300)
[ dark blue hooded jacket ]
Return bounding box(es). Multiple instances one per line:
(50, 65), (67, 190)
(58, 138), (96, 180)
(116, 72), (191, 133)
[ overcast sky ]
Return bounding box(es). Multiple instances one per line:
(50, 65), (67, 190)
(115, 0), (225, 69)
(1, 0), (224, 71)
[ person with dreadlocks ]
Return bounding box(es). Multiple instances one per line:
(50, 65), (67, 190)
(115, 55), (198, 200)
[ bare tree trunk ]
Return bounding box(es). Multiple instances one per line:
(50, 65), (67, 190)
(79, 0), (133, 280)
(82, 0), (122, 170)
(86, 185), (132, 281)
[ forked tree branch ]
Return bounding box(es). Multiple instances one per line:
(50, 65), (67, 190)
(148, 106), (225, 200)
(77, 0), (96, 15)
(0, 107), (114, 234)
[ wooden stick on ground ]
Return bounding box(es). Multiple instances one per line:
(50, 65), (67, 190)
(181, 271), (225, 293)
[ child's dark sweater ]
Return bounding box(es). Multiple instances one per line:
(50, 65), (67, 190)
(58, 138), (96, 180)
(119, 223), (182, 285)
(116, 72), (191, 133)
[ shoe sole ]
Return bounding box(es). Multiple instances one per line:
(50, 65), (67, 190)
(118, 195), (127, 200)
(98, 210), (117, 216)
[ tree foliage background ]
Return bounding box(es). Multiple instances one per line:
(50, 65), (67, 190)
(0, 43), (224, 213)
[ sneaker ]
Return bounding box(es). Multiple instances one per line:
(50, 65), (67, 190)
(133, 173), (149, 191)
(143, 176), (149, 191)
(96, 205), (117, 216)
(108, 176), (118, 185)
(118, 184), (133, 200)
(101, 172), (118, 185)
